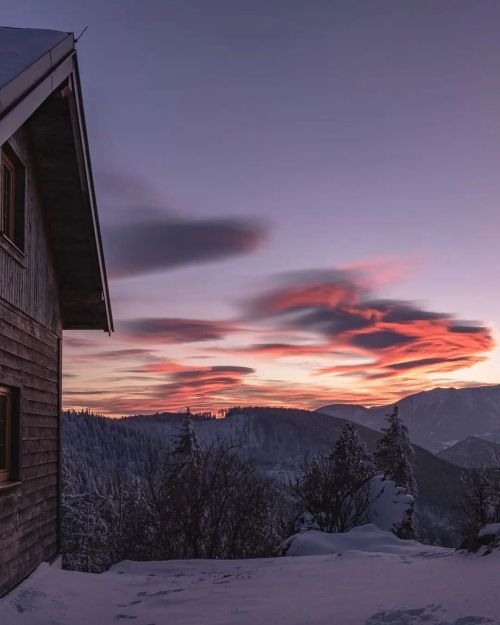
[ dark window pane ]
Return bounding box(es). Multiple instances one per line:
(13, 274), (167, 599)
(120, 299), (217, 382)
(1, 147), (23, 248)
(0, 395), (6, 470)
(2, 162), (14, 237)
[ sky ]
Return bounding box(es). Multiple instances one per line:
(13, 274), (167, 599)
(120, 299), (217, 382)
(3, 0), (500, 416)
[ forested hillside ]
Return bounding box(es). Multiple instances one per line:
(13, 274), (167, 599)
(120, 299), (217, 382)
(61, 406), (466, 570)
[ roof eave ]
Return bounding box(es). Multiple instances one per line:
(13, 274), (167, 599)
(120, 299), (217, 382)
(0, 33), (113, 334)
(68, 56), (114, 334)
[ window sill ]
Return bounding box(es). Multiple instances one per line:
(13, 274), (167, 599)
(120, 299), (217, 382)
(0, 234), (26, 267)
(0, 480), (21, 492)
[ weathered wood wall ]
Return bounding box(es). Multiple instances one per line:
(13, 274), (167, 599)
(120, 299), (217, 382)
(0, 127), (61, 596)
(0, 127), (62, 333)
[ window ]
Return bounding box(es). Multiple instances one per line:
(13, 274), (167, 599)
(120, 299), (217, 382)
(0, 143), (25, 251)
(0, 387), (12, 484)
(0, 386), (20, 486)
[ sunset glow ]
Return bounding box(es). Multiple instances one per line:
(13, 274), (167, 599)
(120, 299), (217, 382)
(4, 2), (498, 417)
(62, 259), (496, 415)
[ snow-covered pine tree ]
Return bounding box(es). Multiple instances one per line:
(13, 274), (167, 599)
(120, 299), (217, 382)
(332, 422), (375, 492)
(374, 405), (418, 497)
(293, 422), (375, 533)
(330, 422), (375, 531)
(171, 412), (200, 469)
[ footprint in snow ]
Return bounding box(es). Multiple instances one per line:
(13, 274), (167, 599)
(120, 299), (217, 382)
(365, 604), (497, 625)
(139, 588), (183, 598)
(9, 589), (47, 613)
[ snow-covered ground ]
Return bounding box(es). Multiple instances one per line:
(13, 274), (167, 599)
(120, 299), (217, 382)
(2, 526), (500, 625)
(282, 524), (443, 557)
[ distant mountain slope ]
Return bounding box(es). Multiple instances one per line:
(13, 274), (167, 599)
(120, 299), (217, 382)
(317, 385), (500, 452)
(437, 436), (500, 468)
(64, 408), (465, 544)
(122, 406), (464, 517)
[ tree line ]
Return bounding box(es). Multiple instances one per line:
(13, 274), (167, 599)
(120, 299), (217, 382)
(61, 406), (423, 572)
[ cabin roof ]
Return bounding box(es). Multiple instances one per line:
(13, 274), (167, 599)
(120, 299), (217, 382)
(0, 27), (69, 92)
(0, 27), (113, 332)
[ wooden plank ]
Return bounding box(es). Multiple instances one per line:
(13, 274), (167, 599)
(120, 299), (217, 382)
(0, 355), (58, 385)
(20, 491), (58, 512)
(0, 318), (58, 360)
(23, 425), (58, 436)
(0, 492), (20, 521)
(22, 438), (58, 453)
(21, 462), (58, 481)
(22, 450), (58, 468)
(24, 387), (59, 405)
(18, 504), (58, 533)
(0, 302), (58, 348)
(25, 402), (59, 417)
(0, 331), (58, 371)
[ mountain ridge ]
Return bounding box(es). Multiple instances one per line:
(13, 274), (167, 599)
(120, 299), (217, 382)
(436, 436), (500, 468)
(317, 384), (500, 452)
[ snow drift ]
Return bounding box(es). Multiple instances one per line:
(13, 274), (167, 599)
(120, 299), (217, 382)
(281, 524), (441, 557)
(368, 476), (414, 535)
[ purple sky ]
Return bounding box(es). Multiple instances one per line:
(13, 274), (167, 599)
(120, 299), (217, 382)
(3, 1), (500, 414)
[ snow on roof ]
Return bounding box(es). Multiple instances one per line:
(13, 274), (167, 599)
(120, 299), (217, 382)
(0, 27), (70, 90)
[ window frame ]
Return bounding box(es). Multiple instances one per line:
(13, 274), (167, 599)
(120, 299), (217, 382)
(0, 386), (12, 485)
(0, 142), (26, 254)
(1, 150), (16, 241)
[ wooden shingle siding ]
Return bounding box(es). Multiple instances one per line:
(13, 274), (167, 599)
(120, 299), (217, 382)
(0, 128), (61, 596)
(0, 299), (60, 595)
(0, 128), (61, 335)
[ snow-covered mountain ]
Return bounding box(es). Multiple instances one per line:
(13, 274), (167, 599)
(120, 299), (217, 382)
(437, 436), (500, 468)
(317, 385), (500, 453)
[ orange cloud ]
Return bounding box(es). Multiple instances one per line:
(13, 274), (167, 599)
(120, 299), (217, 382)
(63, 263), (496, 416)
(240, 270), (494, 384)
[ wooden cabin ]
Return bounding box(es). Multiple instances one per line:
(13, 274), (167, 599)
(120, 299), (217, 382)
(0, 27), (113, 595)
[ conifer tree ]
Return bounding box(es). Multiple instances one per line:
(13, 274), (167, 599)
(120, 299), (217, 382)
(172, 412), (200, 468)
(330, 422), (375, 531)
(293, 422), (375, 532)
(332, 422), (375, 493)
(374, 405), (417, 497)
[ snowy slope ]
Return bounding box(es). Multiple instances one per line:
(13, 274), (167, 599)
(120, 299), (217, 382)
(2, 543), (500, 624)
(318, 385), (500, 452)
